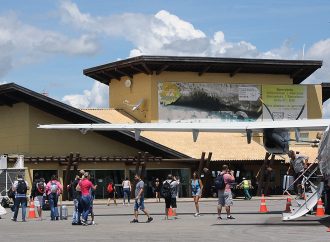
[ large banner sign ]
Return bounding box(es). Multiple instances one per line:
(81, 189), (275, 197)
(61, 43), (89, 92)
(158, 82), (262, 122)
(262, 85), (307, 120)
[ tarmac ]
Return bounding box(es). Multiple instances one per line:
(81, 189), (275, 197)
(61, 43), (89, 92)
(0, 197), (329, 242)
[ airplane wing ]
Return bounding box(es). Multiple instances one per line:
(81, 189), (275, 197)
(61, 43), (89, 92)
(38, 119), (330, 142)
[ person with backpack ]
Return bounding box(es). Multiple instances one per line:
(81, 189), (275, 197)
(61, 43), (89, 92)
(106, 180), (117, 206)
(31, 173), (46, 221)
(12, 174), (29, 222)
(46, 175), (63, 221)
(162, 174), (180, 220)
(191, 171), (203, 217)
(217, 165), (235, 220)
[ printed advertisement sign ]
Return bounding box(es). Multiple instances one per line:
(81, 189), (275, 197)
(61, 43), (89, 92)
(158, 82), (262, 122)
(261, 85), (307, 120)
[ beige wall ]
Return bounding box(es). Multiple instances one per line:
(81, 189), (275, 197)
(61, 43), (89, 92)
(110, 73), (152, 122)
(0, 103), (30, 154)
(109, 71), (293, 122)
(0, 103), (140, 157)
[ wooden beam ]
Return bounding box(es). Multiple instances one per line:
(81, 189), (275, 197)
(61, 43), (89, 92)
(198, 65), (211, 76)
(156, 65), (169, 75)
(197, 152), (206, 177)
(63, 153), (74, 201)
(230, 67), (242, 77)
(129, 65), (147, 74)
(115, 68), (133, 79)
(142, 63), (152, 75)
(290, 68), (304, 79)
(140, 152), (148, 179)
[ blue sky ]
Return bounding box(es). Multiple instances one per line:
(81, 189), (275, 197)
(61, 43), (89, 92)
(1, 0), (330, 111)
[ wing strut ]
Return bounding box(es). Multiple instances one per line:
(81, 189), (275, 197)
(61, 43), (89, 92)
(192, 129), (199, 142)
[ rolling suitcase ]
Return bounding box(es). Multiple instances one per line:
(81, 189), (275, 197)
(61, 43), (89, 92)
(283, 175), (294, 191)
(60, 205), (68, 220)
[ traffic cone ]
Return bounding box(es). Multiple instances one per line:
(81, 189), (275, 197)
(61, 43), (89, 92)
(168, 208), (173, 217)
(315, 198), (325, 217)
(28, 200), (36, 219)
(259, 194), (268, 213)
(284, 197), (292, 212)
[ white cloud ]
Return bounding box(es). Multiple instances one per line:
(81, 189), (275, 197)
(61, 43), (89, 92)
(0, 12), (99, 78)
(62, 81), (108, 108)
(323, 99), (330, 118)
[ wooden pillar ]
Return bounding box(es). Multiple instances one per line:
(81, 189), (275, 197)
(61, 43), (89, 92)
(63, 153), (74, 201)
(264, 154), (275, 195)
(203, 152), (213, 197)
(197, 152), (206, 177)
(257, 152), (271, 196)
(141, 152), (148, 180)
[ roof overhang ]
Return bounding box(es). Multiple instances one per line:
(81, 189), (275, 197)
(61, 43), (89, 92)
(83, 55), (322, 85)
(0, 83), (189, 159)
(322, 83), (330, 103)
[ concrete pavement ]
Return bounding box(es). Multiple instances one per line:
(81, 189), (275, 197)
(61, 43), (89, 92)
(0, 199), (329, 242)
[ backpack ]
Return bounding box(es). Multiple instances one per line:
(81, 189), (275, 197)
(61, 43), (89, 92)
(16, 180), (27, 194)
(107, 183), (114, 193)
(7, 187), (15, 199)
(161, 181), (172, 198)
(214, 174), (226, 190)
(50, 181), (58, 193)
(37, 181), (45, 193)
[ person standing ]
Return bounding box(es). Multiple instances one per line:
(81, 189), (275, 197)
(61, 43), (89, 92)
(106, 180), (117, 206)
(217, 165), (235, 220)
(162, 174), (180, 220)
(191, 171), (203, 217)
(12, 174), (29, 222)
(31, 174), (46, 220)
(70, 175), (81, 225)
(154, 178), (161, 203)
(238, 177), (252, 200)
(130, 174), (153, 223)
(76, 172), (96, 226)
(46, 175), (63, 221)
(122, 177), (131, 206)
(287, 150), (309, 197)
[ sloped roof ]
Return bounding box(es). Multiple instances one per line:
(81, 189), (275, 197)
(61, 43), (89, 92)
(82, 108), (319, 161)
(0, 83), (189, 159)
(83, 55), (322, 85)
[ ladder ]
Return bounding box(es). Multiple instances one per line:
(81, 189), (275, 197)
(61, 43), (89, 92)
(282, 160), (325, 221)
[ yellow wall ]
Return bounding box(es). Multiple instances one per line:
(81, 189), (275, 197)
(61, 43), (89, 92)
(109, 71), (293, 122)
(0, 103), (140, 157)
(0, 103), (30, 154)
(110, 73), (152, 122)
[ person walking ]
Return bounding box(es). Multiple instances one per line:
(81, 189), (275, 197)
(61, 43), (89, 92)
(76, 172), (96, 226)
(162, 174), (180, 220)
(12, 174), (29, 222)
(154, 178), (161, 203)
(31, 174), (46, 220)
(238, 177), (252, 200)
(191, 171), (203, 217)
(70, 175), (81, 225)
(130, 174), (153, 223)
(106, 180), (117, 206)
(122, 177), (131, 206)
(217, 165), (235, 220)
(46, 175), (63, 221)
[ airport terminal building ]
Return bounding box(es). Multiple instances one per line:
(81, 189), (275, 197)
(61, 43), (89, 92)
(0, 56), (327, 199)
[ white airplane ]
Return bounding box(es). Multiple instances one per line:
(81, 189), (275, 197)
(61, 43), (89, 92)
(38, 119), (330, 155)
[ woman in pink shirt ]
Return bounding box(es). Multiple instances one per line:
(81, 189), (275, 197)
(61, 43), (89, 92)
(45, 175), (63, 221)
(76, 172), (96, 225)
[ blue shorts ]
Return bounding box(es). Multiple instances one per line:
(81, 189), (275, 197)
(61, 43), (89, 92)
(192, 189), (201, 197)
(134, 197), (145, 211)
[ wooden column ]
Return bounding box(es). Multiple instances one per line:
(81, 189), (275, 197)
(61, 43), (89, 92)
(203, 152), (213, 197)
(197, 152), (206, 177)
(257, 152), (271, 196)
(63, 153), (74, 201)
